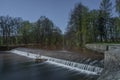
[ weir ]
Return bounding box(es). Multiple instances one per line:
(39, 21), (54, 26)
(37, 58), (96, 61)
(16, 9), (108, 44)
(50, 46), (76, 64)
(11, 50), (103, 75)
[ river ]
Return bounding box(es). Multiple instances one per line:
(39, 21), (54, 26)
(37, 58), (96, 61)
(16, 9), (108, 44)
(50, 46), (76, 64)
(0, 51), (99, 80)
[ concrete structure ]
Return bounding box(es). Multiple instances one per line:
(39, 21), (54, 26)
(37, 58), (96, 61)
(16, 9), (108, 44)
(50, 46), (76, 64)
(85, 44), (120, 80)
(85, 44), (120, 53)
(98, 49), (120, 80)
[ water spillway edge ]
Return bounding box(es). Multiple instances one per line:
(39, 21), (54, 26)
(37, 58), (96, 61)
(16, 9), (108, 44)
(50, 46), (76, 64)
(10, 50), (103, 75)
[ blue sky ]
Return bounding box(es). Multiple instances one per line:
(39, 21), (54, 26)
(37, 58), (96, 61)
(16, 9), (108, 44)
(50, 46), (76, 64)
(0, 0), (116, 33)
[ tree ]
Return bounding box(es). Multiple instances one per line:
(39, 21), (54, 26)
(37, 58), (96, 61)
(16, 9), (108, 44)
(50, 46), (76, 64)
(34, 16), (53, 46)
(113, 17), (120, 41)
(0, 16), (22, 45)
(19, 21), (32, 44)
(51, 27), (62, 48)
(116, 0), (120, 16)
(65, 3), (89, 48)
(11, 17), (23, 44)
(99, 0), (112, 42)
(0, 15), (63, 49)
(33, 16), (62, 48)
(88, 10), (99, 42)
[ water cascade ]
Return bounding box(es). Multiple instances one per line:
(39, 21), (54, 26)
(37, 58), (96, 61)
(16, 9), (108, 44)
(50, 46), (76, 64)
(11, 50), (103, 75)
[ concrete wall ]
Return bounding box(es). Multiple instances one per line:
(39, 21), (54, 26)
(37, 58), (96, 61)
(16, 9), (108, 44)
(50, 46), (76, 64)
(86, 44), (120, 79)
(85, 44), (120, 53)
(98, 49), (120, 80)
(85, 44), (107, 53)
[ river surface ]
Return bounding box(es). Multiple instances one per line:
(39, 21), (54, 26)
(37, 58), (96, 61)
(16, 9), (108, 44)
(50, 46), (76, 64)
(0, 52), (99, 80)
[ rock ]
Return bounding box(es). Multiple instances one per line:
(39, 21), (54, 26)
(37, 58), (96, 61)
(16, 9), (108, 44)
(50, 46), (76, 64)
(35, 59), (47, 63)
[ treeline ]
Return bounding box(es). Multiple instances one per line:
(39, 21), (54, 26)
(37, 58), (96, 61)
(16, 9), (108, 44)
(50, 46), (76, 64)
(0, 0), (120, 49)
(65, 0), (120, 48)
(0, 16), (62, 49)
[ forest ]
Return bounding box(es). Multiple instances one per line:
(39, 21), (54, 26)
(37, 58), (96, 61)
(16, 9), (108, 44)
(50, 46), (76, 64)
(0, 0), (120, 49)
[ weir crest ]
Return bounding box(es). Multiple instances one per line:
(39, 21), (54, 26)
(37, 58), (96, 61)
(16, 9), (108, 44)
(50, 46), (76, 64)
(11, 50), (103, 75)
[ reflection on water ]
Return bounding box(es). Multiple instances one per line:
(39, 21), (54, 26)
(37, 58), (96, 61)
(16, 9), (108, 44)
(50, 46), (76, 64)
(0, 52), (99, 80)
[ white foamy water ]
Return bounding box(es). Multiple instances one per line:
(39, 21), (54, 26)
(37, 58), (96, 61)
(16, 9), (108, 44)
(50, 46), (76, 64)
(11, 50), (103, 75)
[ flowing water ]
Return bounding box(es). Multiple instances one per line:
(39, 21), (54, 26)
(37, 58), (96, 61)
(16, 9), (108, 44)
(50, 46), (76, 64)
(0, 52), (99, 80)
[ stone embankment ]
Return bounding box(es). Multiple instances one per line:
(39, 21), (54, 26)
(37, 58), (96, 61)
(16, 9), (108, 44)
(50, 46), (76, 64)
(98, 49), (120, 80)
(85, 44), (120, 53)
(85, 44), (120, 80)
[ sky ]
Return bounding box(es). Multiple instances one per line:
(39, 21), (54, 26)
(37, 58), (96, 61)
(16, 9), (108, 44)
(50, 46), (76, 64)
(0, 0), (116, 33)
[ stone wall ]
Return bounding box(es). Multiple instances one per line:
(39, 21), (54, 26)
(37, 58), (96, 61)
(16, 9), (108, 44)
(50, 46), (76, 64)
(85, 44), (120, 53)
(86, 44), (120, 80)
(98, 49), (120, 80)
(85, 44), (107, 53)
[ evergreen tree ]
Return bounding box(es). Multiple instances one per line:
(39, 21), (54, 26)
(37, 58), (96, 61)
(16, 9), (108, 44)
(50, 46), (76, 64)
(99, 0), (112, 42)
